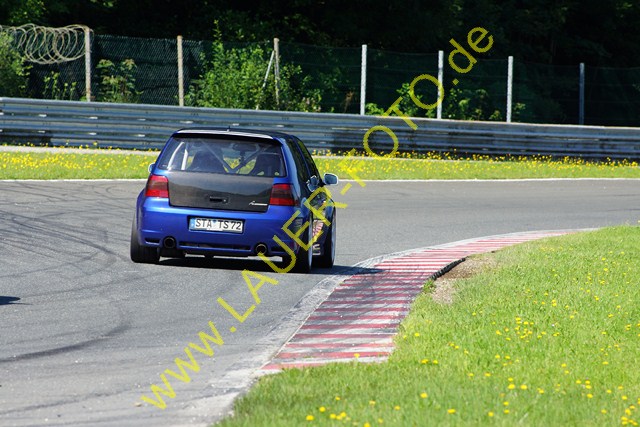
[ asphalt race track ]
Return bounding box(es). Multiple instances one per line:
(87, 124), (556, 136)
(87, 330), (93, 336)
(1, 179), (639, 426)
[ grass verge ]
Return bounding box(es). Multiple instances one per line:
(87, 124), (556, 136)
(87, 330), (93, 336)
(315, 154), (640, 180)
(216, 226), (640, 426)
(1, 148), (640, 180)
(0, 150), (154, 179)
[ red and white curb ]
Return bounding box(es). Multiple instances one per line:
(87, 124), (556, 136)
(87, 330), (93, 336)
(261, 230), (576, 371)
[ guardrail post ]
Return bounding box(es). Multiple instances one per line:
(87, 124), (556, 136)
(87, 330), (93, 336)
(437, 50), (444, 119)
(579, 63), (585, 125)
(360, 44), (367, 116)
(506, 56), (513, 123)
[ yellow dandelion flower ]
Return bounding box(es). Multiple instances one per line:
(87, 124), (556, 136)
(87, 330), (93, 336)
(488, 411), (494, 417)
(420, 392), (428, 399)
(394, 405), (400, 411)
(319, 406), (326, 412)
(306, 415), (314, 421)
(447, 408), (456, 414)
(520, 384), (528, 390)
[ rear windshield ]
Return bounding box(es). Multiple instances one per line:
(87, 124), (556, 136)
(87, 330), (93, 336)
(156, 135), (286, 177)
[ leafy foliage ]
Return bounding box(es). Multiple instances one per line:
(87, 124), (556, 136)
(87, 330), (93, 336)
(43, 71), (79, 100)
(96, 58), (140, 103)
(3, 0), (640, 123)
(0, 32), (30, 97)
(4, 0), (640, 68)
(366, 82), (525, 122)
(186, 24), (321, 111)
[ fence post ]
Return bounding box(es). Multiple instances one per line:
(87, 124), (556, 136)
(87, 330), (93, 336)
(579, 63), (585, 125)
(360, 44), (367, 115)
(437, 50), (444, 119)
(506, 56), (513, 122)
(84, 27), (91, 102)
(274, 38), (280, 108)
(177, 35), (184, 107)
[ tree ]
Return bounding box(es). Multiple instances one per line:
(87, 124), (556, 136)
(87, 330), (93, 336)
(0, 32), (30, 97)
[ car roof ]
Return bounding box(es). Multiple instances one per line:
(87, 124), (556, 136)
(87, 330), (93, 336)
(173, 127), (296, 141)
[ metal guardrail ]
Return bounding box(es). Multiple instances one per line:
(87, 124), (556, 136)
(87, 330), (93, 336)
(2, 97), (640, 159)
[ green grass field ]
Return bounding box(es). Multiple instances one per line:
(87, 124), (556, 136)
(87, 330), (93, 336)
(1, 148), (640, 180)
(0, 149), (154, 179)
(216, 226), (640, 426)
(316, 152), (640, 180)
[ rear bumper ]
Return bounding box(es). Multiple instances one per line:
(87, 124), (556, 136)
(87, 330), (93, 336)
(136, 198), (301, 257)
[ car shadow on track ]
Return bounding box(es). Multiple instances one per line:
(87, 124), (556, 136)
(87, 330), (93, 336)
(158, 256), (382, 276)
(0, 296), (22, 306)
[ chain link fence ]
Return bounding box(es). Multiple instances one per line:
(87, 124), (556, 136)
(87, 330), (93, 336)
(13, 33), (640, 127)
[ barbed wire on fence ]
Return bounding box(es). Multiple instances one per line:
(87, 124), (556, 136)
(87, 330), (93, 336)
(3, 24), (640, 126)
(0, 24), (90, 64)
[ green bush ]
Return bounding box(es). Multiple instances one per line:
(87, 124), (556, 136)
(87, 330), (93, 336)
(0, 32), (30, 97)
(366, 82), (526, 122)
(186, 24), (321, 112)
(96, 58), (141, 103)
(43, 71), (79, 100)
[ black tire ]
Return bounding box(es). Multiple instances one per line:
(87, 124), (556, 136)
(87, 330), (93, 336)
(291, 218), (313, 273)
(130, 219), (160, 264)
(314, 210), (335, 268)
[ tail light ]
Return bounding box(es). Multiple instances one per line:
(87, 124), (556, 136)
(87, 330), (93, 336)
(145, 175), (169, 198)
(269, 183), (295, 206)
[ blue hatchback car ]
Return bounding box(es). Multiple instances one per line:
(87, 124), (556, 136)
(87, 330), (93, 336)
(130, 128), (339, 273)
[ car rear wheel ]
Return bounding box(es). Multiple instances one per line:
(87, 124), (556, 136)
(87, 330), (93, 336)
(290, 218), (313, 273)
(315, 210), (335, 268)
(130, 219), (160, 264)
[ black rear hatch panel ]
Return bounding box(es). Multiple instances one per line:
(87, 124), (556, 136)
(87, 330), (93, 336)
(167, 171), (272, 213)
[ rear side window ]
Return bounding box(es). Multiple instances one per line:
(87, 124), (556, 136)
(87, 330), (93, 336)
(286, 138), (310, 187)
(156, 135), (286, 177)
(294, 137), (320, 179)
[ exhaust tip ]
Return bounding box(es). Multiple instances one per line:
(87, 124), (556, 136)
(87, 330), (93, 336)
(255, 243), (268, 255)
(163, 236), (176, 249)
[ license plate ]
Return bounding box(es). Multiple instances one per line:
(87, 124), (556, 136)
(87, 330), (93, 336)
(189, 217), (243, 233)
